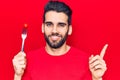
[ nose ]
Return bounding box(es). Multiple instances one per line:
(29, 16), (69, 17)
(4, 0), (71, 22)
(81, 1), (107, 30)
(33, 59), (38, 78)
(52, 25), (57, 33)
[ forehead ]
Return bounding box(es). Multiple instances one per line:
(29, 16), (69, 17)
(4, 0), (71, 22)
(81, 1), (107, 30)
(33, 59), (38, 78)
(45, 11), (68, 23)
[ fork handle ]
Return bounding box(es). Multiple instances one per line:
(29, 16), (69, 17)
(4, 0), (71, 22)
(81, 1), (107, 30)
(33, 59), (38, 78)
(21, 38), (25, 52)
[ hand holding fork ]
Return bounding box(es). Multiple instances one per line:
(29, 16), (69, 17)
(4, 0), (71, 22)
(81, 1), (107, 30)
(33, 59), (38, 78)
(13, 24), (28, 80)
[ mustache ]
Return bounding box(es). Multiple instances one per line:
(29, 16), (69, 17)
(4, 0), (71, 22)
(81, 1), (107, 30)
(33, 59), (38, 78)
(48, 33), (62, 37)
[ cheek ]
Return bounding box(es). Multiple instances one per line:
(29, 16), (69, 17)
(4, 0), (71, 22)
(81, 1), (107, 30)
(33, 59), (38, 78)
(60, 31), (68, 38)
(59, 27), (68, 33)
(61, 28), (69, 34)
(44, 28), (51, 34)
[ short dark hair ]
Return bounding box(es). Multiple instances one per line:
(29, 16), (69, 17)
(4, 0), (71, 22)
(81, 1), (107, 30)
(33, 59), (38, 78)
(43, 1), (72, 25)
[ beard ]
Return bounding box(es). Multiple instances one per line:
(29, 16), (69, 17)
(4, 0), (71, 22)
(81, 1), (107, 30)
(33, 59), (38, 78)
(44, 30), (69, 49)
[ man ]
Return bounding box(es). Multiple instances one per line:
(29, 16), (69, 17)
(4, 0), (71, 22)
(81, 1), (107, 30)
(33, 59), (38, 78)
(13, 1), (107, 80)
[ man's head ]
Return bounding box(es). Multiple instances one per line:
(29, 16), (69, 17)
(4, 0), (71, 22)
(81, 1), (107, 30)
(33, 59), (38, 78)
(42, 1), (72, 49)
(43, 0), (72, 25)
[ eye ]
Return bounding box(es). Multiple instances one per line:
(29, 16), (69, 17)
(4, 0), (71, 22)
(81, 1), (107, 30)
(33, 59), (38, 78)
(45, 22), (53, 27)
(58, 23), (67, 27)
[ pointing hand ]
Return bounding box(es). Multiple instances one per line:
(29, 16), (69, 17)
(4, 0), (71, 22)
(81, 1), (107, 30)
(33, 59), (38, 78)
(89, 44), (108, 80)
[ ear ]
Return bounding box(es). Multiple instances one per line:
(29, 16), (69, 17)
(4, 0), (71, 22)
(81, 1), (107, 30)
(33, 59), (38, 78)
(42, 23), (44, 33)
(68, 25), (72, 35)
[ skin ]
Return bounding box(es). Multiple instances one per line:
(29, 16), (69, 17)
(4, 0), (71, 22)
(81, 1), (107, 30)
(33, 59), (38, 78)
(89, 44), (108, 80)
(42, 11), (72, 56)
(12, 11), (108, 80)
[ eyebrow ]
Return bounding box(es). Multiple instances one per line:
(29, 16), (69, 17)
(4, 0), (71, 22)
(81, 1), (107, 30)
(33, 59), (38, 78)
(58, 22), (67, 26)
(44, 21), (67, 26)
(44, 21), (53, 24)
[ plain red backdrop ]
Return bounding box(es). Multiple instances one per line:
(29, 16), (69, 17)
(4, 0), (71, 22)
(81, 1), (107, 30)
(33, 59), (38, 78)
(0, 0), (120, 80)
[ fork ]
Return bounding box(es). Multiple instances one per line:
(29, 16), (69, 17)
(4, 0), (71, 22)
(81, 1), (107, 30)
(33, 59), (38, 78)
(21, 24), (28, 52)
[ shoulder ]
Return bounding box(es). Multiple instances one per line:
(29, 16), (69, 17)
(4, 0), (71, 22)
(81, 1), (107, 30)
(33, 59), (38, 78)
(70, 46), (90, 56)
(70, 46), (90, 60)
(28, 47), (45, 53)
(26, 47), (45, 59)
(69, 46), (90, 69)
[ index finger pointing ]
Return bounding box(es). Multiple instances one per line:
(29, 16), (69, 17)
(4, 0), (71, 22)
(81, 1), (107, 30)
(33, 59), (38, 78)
(100, 44), (108, 59)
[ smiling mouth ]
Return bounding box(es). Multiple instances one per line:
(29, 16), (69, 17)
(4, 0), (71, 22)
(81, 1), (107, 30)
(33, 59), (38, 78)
(50, 36), (60, 41)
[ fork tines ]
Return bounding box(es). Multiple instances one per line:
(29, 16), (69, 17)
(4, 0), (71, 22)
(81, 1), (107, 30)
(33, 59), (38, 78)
(22, 24), (28, 34)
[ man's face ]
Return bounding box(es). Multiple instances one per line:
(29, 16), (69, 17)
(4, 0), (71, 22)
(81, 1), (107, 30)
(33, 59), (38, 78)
(42, 11), (72, 49)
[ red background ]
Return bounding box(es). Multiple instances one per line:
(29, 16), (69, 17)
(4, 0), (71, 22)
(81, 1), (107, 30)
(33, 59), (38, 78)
(0, 0), (120, 80)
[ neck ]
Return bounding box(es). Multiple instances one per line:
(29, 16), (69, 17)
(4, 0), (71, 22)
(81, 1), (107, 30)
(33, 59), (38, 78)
(45, 43), (70, 56)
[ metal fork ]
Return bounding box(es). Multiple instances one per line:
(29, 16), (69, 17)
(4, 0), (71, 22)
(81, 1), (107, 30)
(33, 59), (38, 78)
(21, 24), (27, 52)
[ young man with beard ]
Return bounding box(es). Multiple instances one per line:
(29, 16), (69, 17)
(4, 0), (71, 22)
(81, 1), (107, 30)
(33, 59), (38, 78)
(13, 1), (107, 80)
